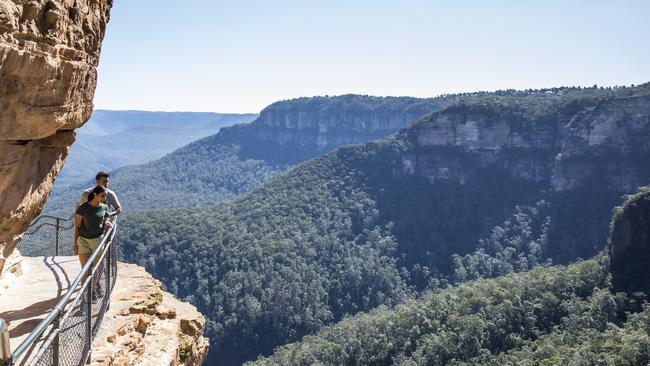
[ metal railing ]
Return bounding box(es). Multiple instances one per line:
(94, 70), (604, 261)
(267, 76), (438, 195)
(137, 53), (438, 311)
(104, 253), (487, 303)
(19, 215), (75, 257)
(1, 215), (118, 366)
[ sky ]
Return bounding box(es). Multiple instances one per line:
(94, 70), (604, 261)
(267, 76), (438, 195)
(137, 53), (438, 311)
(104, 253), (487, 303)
(93, 0), (650, 113)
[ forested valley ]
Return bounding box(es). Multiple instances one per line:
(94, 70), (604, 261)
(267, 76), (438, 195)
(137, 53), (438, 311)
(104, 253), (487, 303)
(116, 84), (650, 364)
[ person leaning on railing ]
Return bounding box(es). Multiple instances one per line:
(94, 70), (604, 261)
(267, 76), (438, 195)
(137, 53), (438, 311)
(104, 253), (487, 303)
(74, 185), (113, 297)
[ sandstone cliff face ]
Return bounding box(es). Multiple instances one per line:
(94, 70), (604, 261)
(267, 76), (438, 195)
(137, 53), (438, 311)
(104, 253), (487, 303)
(0, 0), (111, 274)
(252, 95), (455, 152)
(555, 95), (650, 192)
(394, 88), (650, 264)
(403, 89), (650, 191)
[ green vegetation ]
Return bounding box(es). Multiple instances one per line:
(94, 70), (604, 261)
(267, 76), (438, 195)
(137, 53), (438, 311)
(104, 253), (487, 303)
(115, 84), (650, 364)
(120, 141), (413, 364)
(250, 256), (650, 365)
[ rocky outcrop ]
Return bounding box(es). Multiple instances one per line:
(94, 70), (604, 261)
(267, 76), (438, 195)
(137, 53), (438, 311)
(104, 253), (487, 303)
(92, 262), (209, 366)
(0, 3), (210, 364)
(0, 0), (112, 274)
(554, 95), (650, 192)
(610, 185), (650, 294)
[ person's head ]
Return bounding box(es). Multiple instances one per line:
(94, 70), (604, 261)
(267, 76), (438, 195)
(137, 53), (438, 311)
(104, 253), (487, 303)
(87, 185), (107, 204)
(95, 171), (110, 188)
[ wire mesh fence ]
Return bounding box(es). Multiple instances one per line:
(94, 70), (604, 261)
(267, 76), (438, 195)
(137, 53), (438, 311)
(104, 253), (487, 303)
(7, 216), (118, 366)
(18, 216), (74, 257)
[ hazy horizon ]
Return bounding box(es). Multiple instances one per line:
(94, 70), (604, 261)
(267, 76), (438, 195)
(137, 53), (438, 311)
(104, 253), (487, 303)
(93, 81), (647, 114)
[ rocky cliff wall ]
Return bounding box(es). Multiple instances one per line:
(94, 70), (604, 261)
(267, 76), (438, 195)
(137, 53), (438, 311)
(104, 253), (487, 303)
(0, 0), (111, 274)
(393, 88), (650, 263)
(252, 95), (456, 151)
(403, 90), (650, 191)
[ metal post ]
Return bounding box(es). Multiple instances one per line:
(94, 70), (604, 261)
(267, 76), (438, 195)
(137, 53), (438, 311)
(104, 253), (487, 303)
(0, 319), (11, 366)
(86, 281), (92, 363)
(55, 217), (60, 256)
(52, 313), (60, 366)
(106, 244), (112, 311)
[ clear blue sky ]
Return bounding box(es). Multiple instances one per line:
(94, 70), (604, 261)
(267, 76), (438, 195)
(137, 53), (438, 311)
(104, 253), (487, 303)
(94, 0), (650, 113)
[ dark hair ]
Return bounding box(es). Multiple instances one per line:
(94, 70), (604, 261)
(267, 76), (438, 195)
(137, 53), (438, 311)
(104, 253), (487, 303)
(87, 185), (106, 202)
(95, 171), (110, 181)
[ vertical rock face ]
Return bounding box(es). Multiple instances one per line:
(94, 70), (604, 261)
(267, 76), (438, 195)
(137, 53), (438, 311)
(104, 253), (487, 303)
(554, 95), (650, 192)
(252, 95), (455, 152)
(0, 0), (112, 274)
(403, 88), (650, 190)
(610, 186), (650, 294)
(397, 87), (650, 263)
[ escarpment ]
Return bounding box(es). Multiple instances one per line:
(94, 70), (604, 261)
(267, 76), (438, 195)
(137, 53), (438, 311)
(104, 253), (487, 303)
(255, 95), (451, 149)
(395, 86), (650, 263)
(0, 0), (111, 274)
(404, 91), (650, 189)
(226, 94), (458, 164)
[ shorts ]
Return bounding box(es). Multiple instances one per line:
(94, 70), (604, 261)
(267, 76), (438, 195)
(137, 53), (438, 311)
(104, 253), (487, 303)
(77, 236), (101, 255)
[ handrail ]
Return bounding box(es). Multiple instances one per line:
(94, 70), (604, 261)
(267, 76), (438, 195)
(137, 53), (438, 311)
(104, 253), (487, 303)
(9, 215), (118, 366)
(24, 221), (74, 236)
(27, 214), (73, 228)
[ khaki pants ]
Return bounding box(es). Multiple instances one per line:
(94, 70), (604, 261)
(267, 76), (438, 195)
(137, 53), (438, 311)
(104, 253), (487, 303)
(77, 236), (101, 255)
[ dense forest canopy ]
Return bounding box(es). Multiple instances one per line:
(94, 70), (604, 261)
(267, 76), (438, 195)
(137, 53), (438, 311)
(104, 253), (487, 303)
(252, 185), (650, 365)
(249, 255), (650, 365)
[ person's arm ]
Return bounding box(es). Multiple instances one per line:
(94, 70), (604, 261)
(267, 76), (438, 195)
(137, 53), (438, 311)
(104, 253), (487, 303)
(109, 192), (122, 217)
(103, 212), (113, 233)
(74, 214), (82, 255)
(77, 191), (88, 211)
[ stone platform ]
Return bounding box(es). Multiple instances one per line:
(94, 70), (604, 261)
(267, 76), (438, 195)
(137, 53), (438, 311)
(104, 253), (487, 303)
(0, 254), (208, 365)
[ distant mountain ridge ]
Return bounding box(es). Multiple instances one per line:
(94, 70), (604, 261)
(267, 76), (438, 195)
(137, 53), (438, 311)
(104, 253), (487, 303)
(242, 94), (458, 163)
(45, 110), (257, 214)
(53, 110), (256, 185)
(45, 95), (458, 214)
(83, 110), (257, 135)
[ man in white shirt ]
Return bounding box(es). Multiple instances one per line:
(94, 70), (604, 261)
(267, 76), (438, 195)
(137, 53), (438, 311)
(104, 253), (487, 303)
(77, 171), (122, 217)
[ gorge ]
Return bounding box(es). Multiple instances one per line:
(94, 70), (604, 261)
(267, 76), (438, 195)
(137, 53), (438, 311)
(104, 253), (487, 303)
(118, 84), (650, 364)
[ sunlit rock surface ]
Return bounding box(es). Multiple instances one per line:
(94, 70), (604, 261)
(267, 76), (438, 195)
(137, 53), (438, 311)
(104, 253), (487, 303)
(91, 262), (209, 366)
(0, 257), (209, 366)
(0, 0), (112, 274)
